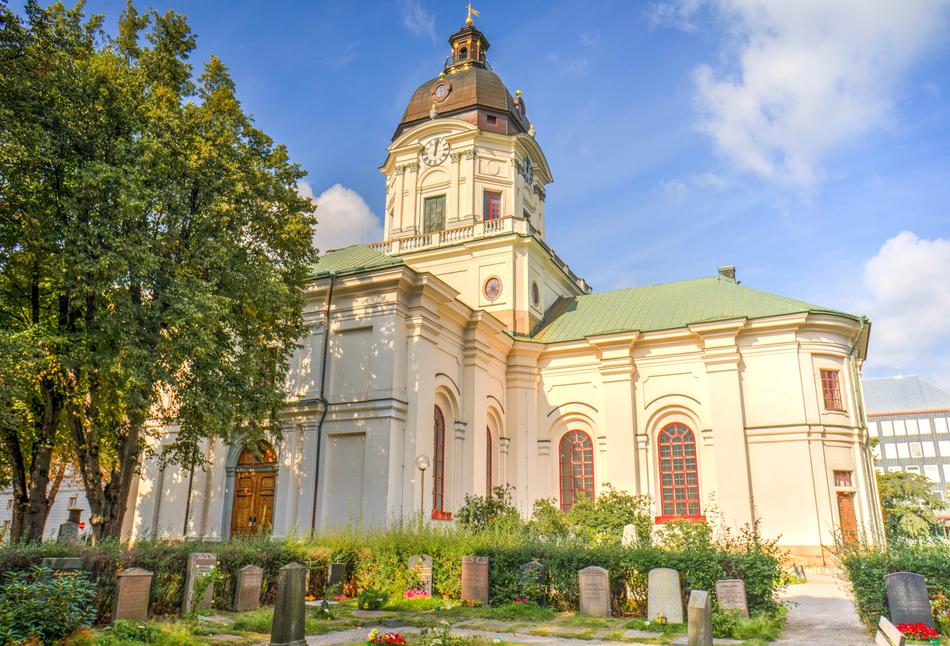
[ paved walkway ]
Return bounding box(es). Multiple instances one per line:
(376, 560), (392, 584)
(775, 573), (873, 645)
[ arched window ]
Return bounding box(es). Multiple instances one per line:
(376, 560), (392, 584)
(486, 427), (493, 492)
(458, 46), (468, 61)
(433, 406), (446, 512)
(658, 423), (701, 518)
(558, 430), (594, 511)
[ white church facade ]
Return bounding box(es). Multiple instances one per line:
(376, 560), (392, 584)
(126, 19), (883, 564)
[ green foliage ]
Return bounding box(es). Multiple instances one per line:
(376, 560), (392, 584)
(877, 471), (944, 544)
(0, 566), (97, 645)
(525, 498), (570, 540)
(839, 543), (950, 633)
(488, 600), (555, 621)
(357, 587), (388, 610)
(188, 565), (225, 616)
(712, 606), (786, 641)
(566, 485), (653, 545)
(454, 486), (521, 533)
(0, 0), (316, 540)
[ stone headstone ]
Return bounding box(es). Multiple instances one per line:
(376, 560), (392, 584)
(41, 557), (84, 573)
(460, 556), (489, 605)
(885, 572), (934, 629)
(233, 564), (264, 612)
(183, 552), (217, 614)
(715, 579), (749, 618)
(648, 567), (683, 624)
(326, 562), (345, 595)
(408, 554), (433, 595)
(520, 561), (547, 605)
(56, 521), (80, 545)
(578, 566), (610, 617)
(114, 567), (153, 622)
(687, 589), (713, 646)
(270, 562), (306, 646)
(622, 523), (638, 547)
(67, 507), (82, 524)
(876, 615), (906, 646)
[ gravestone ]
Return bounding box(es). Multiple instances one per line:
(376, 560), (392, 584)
(233, 564), (264, 612)
(114, 567), (153, 622)
(182, 552), (217, 614)
(687, 589), (713, 646)
(622, 523), (638, 547)
(41, 557), (84, 573)
(56, 521), (80, 545)
(408, 554), (433, 595)
(876, 615), (906, 646)
(885, 572), (934, 629)
(460, 556), (489, 604)
(270, 562), (306, 646)
(715, 579), (749, 618)
(520, 561), (547, 605)
(326, 562), (346, 596)
(578, 566), (610, 617)
(648, 567), (683, 624)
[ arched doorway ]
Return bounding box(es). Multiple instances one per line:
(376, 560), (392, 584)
(230, 442), (277, 536)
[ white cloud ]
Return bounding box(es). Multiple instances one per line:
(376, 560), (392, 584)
(656, 0), (950, 187)
(401, 0), (436, 41)
(858, 231), (950, 388)
(661, 179), (688, 200)
(300, 182), (383, 253)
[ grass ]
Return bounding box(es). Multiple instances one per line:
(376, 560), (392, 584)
(487, 601), (555, 622)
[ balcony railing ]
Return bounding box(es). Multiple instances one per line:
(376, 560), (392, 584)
(367, 216), (591, 294)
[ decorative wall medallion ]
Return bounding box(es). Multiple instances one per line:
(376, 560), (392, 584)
(520, 156), (533, 183)
(483, 276), (502, 301)
(432, 81), (452, 103)
(421, 138), (450, 166)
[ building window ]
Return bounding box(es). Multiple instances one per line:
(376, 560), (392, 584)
(68, 496), (78, 508)
(423, 195), (446, 233)
(486, 427), (493, 491)
(433, 406), (446, 514)
(5, 499), (11, 510)
(486, 115), (497, 125)
(483, 190), (502, 221)
(658, 423), (701, 519)
(458, 46), (468, 61)
(559, 430), (594, 511)
(820, 369), (844, 411)
(833, 470), (853, 487)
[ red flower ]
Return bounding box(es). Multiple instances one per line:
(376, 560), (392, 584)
(896, 623), (938, 640)
(371, 632), (406, 645)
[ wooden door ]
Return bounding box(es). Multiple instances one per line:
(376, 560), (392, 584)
(231, 470), (277, 535)
(837, 492), (858, 543)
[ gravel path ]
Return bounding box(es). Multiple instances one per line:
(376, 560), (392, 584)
(775, 573), (873, 646)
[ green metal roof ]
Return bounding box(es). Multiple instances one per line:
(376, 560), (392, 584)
(532, 275), (861, 343)
(311, 244), (403, 278)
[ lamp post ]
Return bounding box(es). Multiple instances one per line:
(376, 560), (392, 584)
(415, 454), (430, 527)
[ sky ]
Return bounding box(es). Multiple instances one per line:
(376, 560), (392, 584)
(40, 0), (950, 389)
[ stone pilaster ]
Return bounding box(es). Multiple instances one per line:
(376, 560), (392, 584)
(591, 333), (639, 494)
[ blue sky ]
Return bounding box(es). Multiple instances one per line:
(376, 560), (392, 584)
(53, 1), (950, 387)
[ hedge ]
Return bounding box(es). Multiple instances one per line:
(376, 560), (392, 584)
(0, 525), (784, 622)
(839, 543), (950, 635)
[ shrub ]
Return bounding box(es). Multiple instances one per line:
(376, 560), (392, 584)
(358, 587), (388, 610)
(454, 486), (521, 533)
(0, 566), (97, 644)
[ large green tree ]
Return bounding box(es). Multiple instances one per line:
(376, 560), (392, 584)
(877, 471), (944, 543)
(0, 1), (316, 540)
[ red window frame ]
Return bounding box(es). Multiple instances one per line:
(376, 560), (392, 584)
(483, 190), (502, 221)
(486, 427), (493, 492)
(558, 430), (594, 511)
(432, 406), (446, 514)
(820, 369), (844, 411)
(656, 423), (702, 522)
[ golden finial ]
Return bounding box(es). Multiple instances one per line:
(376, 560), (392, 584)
(466, 3), (479, 26)
(516, 89), (522, 97)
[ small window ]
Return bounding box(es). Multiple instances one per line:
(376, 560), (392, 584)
(833, 470), (853, 487)
(910, 442), (924, 458)
(68, 496), (78, 508)
(5, 499), (11, 510)
(458, 46), (468, 61)
(486, 115), (497, 124)
(486, 427), (493, 491)
(820, 369), (844, 411)
(423, 195), (446, 233)
(483, 190), (502, 221)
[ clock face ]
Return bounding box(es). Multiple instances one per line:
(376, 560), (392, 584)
(483, 276), (502, 301)
(422, 138), (450, 166)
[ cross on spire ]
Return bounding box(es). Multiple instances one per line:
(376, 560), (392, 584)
(466, 4), (480, 26)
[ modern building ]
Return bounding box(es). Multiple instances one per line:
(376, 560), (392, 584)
(126, 15), (883, 564)
(864, 375), (950, 537)
(0, 477), (91, 543)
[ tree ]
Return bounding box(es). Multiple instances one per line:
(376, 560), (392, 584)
(876, 471), (944, 543)
(0, 1), (316, 540)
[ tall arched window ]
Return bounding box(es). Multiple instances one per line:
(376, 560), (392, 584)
(433, 406), (446, 513)
(486, 427), (493, 492)
(558, 430), (594, 511)
(658, 423), (701, 518)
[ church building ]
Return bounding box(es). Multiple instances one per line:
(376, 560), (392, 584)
(126, 16), (883, 564)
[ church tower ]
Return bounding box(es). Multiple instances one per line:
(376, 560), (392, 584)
(375, 12), (589, 334)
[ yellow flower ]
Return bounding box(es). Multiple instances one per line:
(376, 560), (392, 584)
(368, 628), (380, 639)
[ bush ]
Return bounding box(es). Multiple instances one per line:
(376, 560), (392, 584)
(358, 587), (388, 610)
(839, 543), (950, 634)
(0, 566), (97, 644)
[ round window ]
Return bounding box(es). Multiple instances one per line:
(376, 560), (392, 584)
(531, 282), (540, 306)
(483, 276), (502, 301)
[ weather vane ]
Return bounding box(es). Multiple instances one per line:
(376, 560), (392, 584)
(466, 3), (479, 26)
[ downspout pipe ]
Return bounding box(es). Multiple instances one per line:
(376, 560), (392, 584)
(310, 274), (335, 535)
